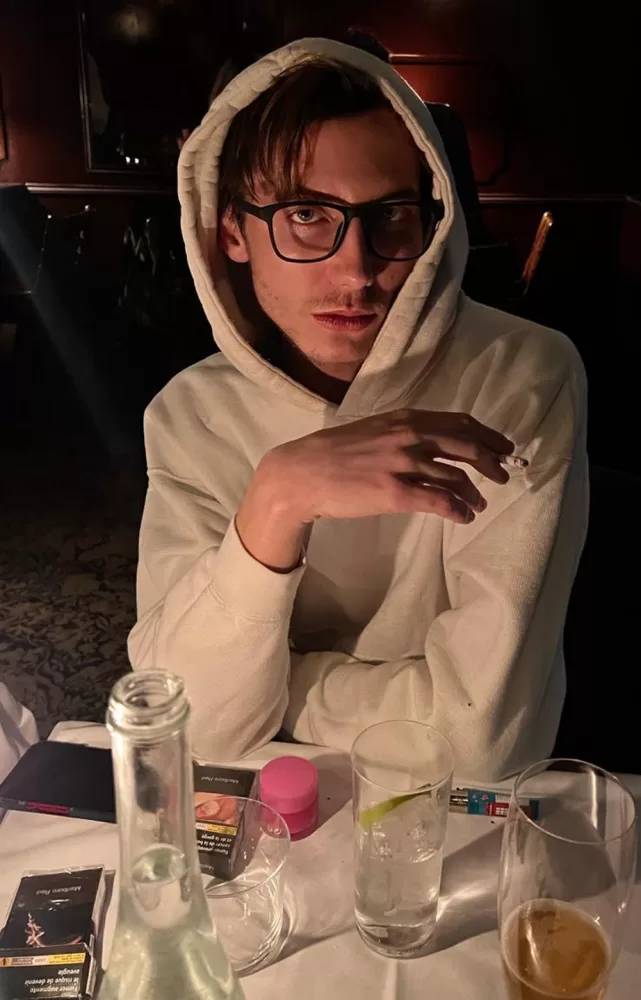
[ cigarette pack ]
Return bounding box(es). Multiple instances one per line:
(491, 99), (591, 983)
(0, 867), (105, 1000)
(193, 763), (259, 881)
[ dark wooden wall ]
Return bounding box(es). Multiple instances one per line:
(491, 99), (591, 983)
(284, 0), (638, 197)
(0, 0), (241, 189)
(1, 0), (638, 470)
(2, 0), (636, 194)
(1, 0), (635, 291)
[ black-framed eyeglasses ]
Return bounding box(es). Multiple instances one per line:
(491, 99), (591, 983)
(236, 196), (444, 264)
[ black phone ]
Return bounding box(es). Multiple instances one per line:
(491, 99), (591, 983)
(0, 741), (116, 823)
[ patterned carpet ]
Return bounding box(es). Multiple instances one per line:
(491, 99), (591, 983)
(0, 439), (143, 737)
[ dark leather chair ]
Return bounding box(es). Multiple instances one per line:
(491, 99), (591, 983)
(554, 465), (641, 774)
(423, 102), (520, 307)
(424, 102), (555, 312)
(117, 203), (213, 401)
(426, 102), (489, 248)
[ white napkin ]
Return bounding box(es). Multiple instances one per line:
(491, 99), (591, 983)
(0, 683), (39, 784)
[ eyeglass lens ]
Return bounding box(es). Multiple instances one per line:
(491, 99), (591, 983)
(271, 203), (430, 261)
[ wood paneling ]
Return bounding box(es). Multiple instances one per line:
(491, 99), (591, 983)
(283, 0), (637, 198)
(392, 58), (509, 186)
(620, 198), (641, 287)
(77, 0), (244, 174)
(1, 0), (635, 197)
(0, 1), (242, 188)
(0, 0), (636, 477)
(0, 2), (89, 187)
(0, 72), (6, 164)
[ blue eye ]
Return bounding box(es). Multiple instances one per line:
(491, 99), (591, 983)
(290, 208), (321, 224)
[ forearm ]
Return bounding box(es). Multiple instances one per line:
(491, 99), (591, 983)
(284, 641), (563, 783)
(284, 650), (432, 751)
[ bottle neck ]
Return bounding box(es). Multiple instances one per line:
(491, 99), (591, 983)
(110, 726), (201, 883)
(101, 675), (244, 1000)
(107, 673), (201, 890)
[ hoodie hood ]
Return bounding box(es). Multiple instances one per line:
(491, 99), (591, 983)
(178, 37), (469, 418)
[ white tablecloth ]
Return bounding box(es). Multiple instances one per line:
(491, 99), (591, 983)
(1, 722), (640, 1000)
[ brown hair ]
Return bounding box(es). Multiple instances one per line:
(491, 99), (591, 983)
(218, 58), (390, 219)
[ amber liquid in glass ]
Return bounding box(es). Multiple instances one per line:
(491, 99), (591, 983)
(501, 899), (610, 1000)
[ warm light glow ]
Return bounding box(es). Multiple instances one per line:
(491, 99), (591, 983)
(113, 5), (154, 41)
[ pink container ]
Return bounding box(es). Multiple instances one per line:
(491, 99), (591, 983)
(260, 756), (319, 840)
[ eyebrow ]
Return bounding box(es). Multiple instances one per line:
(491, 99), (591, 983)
(288, 185), (421, 204)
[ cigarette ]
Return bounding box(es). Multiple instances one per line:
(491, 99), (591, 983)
(500, 455), (529, 470)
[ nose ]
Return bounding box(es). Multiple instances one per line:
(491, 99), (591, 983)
(329, 218), (375, 288)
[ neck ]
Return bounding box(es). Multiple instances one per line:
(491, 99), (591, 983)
(261, 326), (357, 404)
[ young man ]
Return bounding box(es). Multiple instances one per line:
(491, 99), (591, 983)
(129, 39), (587, 780)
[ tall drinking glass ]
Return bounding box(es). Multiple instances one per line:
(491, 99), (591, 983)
(498, 758), (637, 1000)
(351, 720), (454, 958)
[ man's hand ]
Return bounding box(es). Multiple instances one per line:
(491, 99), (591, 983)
(236, 410), (514, 572)
(268, 409), (513, 525)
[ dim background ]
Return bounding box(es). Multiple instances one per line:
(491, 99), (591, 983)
(0, 1), (638, 767)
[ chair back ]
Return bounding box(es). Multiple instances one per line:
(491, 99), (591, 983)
(426, 102), (489, 248)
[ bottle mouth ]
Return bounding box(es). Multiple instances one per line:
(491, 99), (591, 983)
(108, 671), (189, 736)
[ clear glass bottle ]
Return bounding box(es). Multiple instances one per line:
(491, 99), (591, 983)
(98, 671), (245, 1000)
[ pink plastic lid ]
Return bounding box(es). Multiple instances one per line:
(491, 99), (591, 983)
(260, 756), (318, 817)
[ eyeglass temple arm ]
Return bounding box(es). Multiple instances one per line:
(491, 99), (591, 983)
(234, 199), (273, 221)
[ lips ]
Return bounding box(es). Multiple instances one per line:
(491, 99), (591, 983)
(312, 311), (377, 332)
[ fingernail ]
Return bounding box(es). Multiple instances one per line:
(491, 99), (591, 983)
(465, 509), (475, 523)
(477, 497), (487, 511)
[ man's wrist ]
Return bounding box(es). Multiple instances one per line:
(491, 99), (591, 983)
(236, 458), (309, 572)
(252, 451), (313, 523)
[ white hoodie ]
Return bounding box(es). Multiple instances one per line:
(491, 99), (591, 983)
(129, 39), (588, 781)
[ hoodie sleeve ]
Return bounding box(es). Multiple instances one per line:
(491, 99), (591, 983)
(283, 367), (588, 782)
(128, 402), (307, 760)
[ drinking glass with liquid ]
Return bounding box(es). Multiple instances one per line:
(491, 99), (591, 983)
(351, 720), (453, 958)
(498, 758), (637, 1000)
